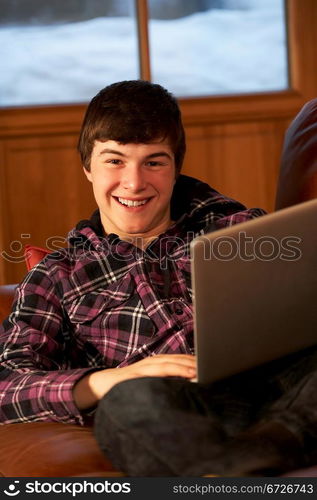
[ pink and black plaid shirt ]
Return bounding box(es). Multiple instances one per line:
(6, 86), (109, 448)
(0, 175), (265, 425)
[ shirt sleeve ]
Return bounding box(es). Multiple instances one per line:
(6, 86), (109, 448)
(0, 268), (95, 425)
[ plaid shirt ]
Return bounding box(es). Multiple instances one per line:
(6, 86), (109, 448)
(0, 175), (265, 425)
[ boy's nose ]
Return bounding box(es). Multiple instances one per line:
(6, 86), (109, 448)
(121, 166), (146, 192)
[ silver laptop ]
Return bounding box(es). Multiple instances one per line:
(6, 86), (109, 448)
(190, 198), (317, 384)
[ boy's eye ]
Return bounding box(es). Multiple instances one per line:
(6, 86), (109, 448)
(106, 159), (121, 165)
(147, 161), (162, 167)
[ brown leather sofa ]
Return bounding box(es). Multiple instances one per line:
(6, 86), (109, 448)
(0, 421), (121, 477)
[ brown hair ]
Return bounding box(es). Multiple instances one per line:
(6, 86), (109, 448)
(77, 80), (186, 175)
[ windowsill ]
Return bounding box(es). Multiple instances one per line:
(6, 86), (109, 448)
(0, 89), (305, 139)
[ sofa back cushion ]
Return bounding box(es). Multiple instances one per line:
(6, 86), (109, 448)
(24, 245), (50, 271)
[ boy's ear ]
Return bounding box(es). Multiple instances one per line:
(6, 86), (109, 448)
(83, 166), (92, 182)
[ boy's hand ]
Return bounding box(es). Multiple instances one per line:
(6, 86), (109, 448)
(73, 354), (196, 410)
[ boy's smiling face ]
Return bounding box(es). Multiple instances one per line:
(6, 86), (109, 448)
(84, 139), (176, 245)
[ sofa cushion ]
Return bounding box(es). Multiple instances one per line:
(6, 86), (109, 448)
(0, 422), (121, 477)
(24, 245), (50, 271)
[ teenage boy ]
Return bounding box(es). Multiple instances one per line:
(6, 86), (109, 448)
(1, 80), (310, 476)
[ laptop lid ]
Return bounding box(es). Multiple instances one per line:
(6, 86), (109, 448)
(190, 198), (317, 385)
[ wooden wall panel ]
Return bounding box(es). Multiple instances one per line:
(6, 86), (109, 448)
(183, 119), (290, 212)
(1, 135), (96, 283)
(181, 126), (210, 182)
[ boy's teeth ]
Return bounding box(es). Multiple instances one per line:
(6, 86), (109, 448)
(118, 198), (147, 207)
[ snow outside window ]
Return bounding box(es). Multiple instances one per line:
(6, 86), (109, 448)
(149, 0), (288, 97)
(0, 0), (288, 106)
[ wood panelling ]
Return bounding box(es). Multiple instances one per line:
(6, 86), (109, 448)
(1, 135), (96, 283)
(183, 120), (290, 211)
(0, 0), (316, 284)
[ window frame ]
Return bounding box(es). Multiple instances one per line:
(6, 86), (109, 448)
(0, 0), (315, 136)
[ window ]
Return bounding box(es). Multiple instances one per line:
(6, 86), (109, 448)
(0, 0), (139, 106)
(0, 0), (288, 107)
(148, 0), (288, 97)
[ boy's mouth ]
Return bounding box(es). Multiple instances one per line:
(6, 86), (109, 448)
(114, 196), (152, 207)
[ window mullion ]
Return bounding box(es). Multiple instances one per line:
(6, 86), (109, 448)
(135, 0), (151, 81)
